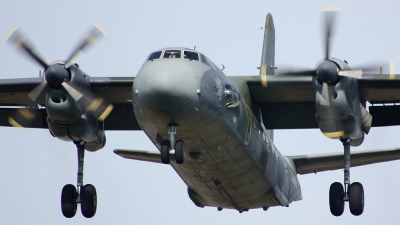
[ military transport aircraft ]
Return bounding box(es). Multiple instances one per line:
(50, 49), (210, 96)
(1, 10), (400, 219)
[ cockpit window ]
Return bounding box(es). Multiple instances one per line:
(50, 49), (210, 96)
(148, 51), (162, 61)
(200, 54), (210, 66)
(163, 50), (181, 58)
(184, 51), (199, 61)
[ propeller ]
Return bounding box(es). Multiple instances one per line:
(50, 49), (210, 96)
(5, 25), (113, 127)
(7, 107), (41, 128)
(279, 8), (394, 105)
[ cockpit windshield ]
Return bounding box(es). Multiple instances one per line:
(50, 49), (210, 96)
(184, 51), (199, 61)
(163, 50), (181, 58)
(146, 49), (219, 72)
(147, 51), (162, 61)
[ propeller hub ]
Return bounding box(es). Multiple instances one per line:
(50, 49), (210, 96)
(45, 64), (69, 89)
(317, 61), (340, 84)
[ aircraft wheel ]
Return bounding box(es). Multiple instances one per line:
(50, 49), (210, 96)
(329, 182), (344, 216)
(61, 184), (77, 218)
(349, 182), (364, 216)
(175, 140), (185, 164)
(161, 140), (171, 164)
(81, 184), (97, 218)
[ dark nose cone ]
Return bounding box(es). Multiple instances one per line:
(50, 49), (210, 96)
(317, 61), (340, 84)
(45, 64), (69, 88)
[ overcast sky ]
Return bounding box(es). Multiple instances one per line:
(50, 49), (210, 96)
(0, 0), (400, 224)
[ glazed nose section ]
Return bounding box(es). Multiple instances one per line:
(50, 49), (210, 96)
(135, 60), (197, 111)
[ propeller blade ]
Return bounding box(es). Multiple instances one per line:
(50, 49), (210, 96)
(8, 107), (40, 129)
(338, 62), (395, 80)
(322, 8), (339, 60)
(27, 77), (49, 103)
(5, 27), (50, 68)
(61, 82), (113, 121)
(321, 82), (333, 106)
(61, 82), (84, 102)
(338, 70), (362, 79)
(86, 97), (114, 121)
(64, 24), (107, 68)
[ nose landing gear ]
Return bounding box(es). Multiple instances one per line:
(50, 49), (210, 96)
(329, 139), (364, 216)
(161, 124), (185, 164)
(61, 141), (97, 218)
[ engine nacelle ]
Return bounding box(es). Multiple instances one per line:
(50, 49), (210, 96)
(46, 88), (83, 124)
(48, 119), (106, 151)
(312, 75), (363, 140)
(46, 88), (106, 151)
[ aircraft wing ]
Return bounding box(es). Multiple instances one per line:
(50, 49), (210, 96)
(233, 75), (400, 129)
(0, 77), (141, 130)
(2, 74), (400, 131)
(288, 148), (400, 175)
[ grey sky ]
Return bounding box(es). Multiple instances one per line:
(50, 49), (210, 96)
(0, 0), (399, 224)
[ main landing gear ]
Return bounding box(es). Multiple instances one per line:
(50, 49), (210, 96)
(161, 124), (185, 164)
(329, 139), (364, 216)
(61, 141), (97, 218)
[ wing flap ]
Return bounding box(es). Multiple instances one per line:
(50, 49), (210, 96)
(288, 148), (400, 175)
(114, 149), (162, 164)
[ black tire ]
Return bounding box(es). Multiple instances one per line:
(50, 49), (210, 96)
(329, 182), (344, 216)
(161, 140), (171, 164)
(175, 140), (185, 164)
(81, 184), (97, 218)
(61, 184), (77, 218)
(349, 182), (364, 216)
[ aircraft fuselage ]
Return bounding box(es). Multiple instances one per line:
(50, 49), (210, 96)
(133, 47), (302, 211)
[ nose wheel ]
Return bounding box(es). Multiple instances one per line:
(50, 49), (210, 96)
(61, 142), (97, 218)
(329, 139), (364, 216)
(161, 124), (185, 164)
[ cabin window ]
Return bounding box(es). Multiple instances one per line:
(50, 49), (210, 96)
(163, 50), (181, 58)
(224, 84), (240, 108)
(147, 51), (162, 61)
(184, 51), (199, 61)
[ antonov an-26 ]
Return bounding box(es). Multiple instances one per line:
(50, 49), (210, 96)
(2, 10), (400, 218)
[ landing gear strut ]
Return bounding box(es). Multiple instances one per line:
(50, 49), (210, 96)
(61, 141), (97, 218)
(161, 124), (185, 164)
(329, 139), (364, 216)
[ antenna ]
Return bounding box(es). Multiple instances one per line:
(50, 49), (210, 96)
(221, 63), (225, 71)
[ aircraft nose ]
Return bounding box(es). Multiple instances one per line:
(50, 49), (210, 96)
(135, 60), (197, 111)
